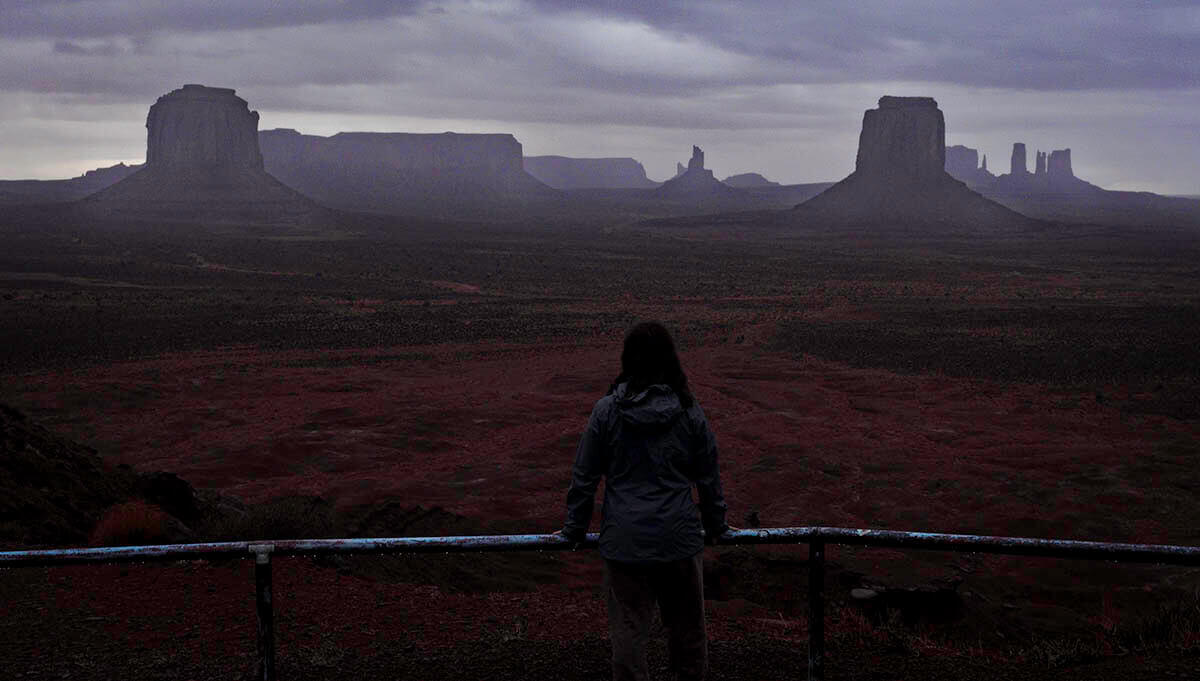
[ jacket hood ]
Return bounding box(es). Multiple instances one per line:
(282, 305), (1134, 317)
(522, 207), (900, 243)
(613, 382), (684, 428)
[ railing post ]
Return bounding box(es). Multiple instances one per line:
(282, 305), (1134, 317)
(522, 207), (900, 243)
(252, 545), (276, 681)
(808, 540), (825, 681)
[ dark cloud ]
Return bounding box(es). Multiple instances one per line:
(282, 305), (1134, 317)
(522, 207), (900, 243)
(9, 1), (1198, 92)
(530, 1), (1200, 91)
(0, 0), (424, 38)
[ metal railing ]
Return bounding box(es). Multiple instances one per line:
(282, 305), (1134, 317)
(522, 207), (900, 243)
(5, 527), (1200, 680)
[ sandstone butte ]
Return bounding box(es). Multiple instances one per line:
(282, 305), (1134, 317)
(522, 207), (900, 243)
(795, 96), (1031, 228)
(85, 84), (316, 217)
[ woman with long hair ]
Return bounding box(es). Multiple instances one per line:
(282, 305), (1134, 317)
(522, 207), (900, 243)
(557, 321), (732, 681)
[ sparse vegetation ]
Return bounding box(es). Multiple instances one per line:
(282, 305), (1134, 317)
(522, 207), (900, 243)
(88, 500), (170, 547)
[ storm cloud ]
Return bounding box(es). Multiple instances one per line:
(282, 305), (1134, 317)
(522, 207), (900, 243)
(1, 1), (1197, 193)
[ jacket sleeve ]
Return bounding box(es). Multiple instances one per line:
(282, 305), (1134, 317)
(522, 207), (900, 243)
(562, 400), (607, 541)
(693, 409), (729, 537)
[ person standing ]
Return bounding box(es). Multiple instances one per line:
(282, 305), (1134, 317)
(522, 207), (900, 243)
(557, 321), (732, 681)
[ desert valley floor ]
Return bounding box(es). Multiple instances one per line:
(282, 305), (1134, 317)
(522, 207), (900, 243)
(2, 207), (1200, 679)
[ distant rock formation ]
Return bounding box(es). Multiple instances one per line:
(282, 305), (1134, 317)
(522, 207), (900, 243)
(722, 172), (780, 188)
(81, 162), (144, 185)
(0, 162), (141, 204)
(944, 145), (996, 189)
(674, 162), (686, 178)
(945, 145), (979, 179)
(1047, 149), (1072, 178)
(259, 128), (557, 213)
(1010, 143), (1028, 176)
(991, 144), (1099, 196)
(796, 96), (1030, 227)
(654, 145), (738, 199)
(980, 142), (1198, 223)
(85, 84), (315, 219)
(522, 155), (658, 189)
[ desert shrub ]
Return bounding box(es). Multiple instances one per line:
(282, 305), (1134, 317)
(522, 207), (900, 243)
(89, 500), (170, 547)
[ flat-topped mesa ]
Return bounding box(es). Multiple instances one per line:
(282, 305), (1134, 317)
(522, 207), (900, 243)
(522, 156), (657, 189)
(257, 128), (556, 210)
(854, 96), (945, 186)
(145, 84), (263, 171)
(1047, 149), (1073, 178)
(265, 130), (526, 174)
(722, 172), (779, 188)
(1010, 143), (1028, 175)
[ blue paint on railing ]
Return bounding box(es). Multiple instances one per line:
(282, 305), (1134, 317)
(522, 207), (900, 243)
(5, 527), (1200, 567)
(6, 526), (1200, 681)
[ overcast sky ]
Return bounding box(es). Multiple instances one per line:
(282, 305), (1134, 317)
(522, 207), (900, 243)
(1, 1), (1197, 193)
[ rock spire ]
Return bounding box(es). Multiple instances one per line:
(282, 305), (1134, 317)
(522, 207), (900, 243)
(1011, 143), (1028, 175)
(655, 145), (737, 199)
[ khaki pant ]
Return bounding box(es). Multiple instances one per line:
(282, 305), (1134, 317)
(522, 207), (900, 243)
(605, 552), (707, 681)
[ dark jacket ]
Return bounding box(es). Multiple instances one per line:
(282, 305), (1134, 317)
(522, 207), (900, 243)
(562, 382), (729, 563)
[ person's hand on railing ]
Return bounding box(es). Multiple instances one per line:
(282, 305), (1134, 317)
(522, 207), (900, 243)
(705, 525), (740, 546)
(551, 529), (583, 550)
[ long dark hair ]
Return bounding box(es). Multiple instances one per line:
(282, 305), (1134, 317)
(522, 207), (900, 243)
(608, 321), (694, 408)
